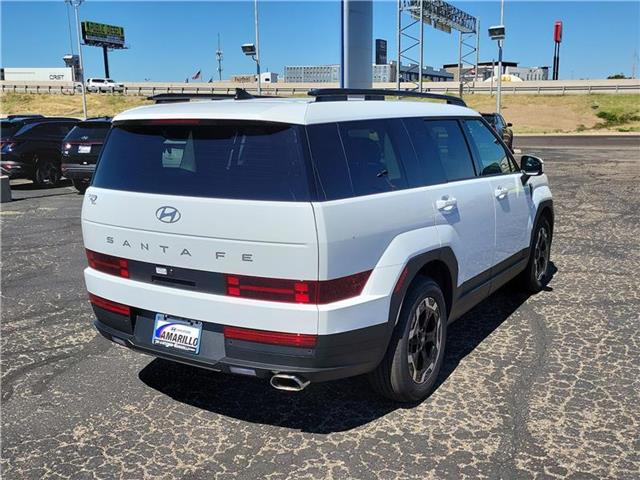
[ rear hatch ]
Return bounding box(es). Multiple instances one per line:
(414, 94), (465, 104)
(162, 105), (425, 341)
(63, 121), (111, 164)
(82, 120), (319, 284)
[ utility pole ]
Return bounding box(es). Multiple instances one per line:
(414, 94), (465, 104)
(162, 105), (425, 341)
(457, 30), (463, 97)
(254, 0), (261, 94)
(396, 0), (401, 90)
(68, 0), (87, 120)
(418, 0), (424, 92)
(474, 18), (480, 84)
(496, 0), (504, 114)
(216, 33), (223, 81)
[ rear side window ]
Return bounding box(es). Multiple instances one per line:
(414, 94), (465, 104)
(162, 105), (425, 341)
(402, 118), (447, 186)
(408, 119), (475, 182)
(464, 119), (514, 175)
(92, 122), (313, 201)
(307, 119), (412, 200)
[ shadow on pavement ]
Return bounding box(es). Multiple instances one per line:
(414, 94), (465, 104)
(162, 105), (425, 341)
(9, 180), (77, 201)
(139, 264), (557, 433)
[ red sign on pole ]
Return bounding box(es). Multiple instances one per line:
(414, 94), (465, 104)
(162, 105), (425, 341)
(554, 21), (563, 43)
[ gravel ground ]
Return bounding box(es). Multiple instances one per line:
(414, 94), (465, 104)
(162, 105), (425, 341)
(1, 137), (639, 479)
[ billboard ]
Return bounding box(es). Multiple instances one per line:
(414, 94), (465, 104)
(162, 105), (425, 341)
(81, 21), (125, 48)
(554, 21), (563, 43)
(375, 39), (387, 65)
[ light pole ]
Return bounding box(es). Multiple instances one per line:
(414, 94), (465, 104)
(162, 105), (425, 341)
(488, 23), (505, 115)
(241, 44), (259, 92)
(67, 0), (88, 119)
(254, 0), (261, 95)
(498, 0), (504, 114)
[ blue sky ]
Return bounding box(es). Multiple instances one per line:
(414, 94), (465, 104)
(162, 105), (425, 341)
(2, 1), (639, 81)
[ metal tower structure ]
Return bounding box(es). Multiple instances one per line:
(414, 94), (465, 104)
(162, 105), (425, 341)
(216, 33), (223, 81)
(397, 0), (478, 94)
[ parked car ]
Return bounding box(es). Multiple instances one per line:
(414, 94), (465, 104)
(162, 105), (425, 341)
(62, 117), (111, 193)
(83, 89), (553, 402)
(1, 116), (79, 186)
(85, 78), (125, 93)
(482, 112), (514, 151)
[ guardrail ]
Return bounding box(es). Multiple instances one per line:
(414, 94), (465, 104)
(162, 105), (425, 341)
(2, 79), (639, 96)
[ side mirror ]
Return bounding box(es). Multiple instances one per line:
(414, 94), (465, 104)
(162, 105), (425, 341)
(507, 122), (513, 127)
(520, 155), (544, 182)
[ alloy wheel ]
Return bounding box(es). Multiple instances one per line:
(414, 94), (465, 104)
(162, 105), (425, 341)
(534, 226), (550, 282)
(407, 296), (442, 384)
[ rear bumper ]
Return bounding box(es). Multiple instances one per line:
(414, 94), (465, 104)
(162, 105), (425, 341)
(84, 263), (394, 383)
(1, 160), (31, 179)
(61, 163), (95, 179)
(93, 308), (389, 383)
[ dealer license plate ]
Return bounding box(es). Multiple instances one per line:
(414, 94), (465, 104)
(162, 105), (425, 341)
(78, 145), (92, 154)
(152, 314), (202, 354)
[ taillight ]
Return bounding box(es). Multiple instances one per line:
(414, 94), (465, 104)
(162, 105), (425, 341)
(224, 326), (317, 348)
(88, 293), (130, 316)
(225, 270), (371, 304)
(86, 249), (129, 278)
(1, 141), (19, 153)
(317, 271), (371, 304)
(225, 274), (317, 303)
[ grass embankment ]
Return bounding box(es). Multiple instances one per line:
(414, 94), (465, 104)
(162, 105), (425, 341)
(0, 93), (152, 119)
(1, 92), (639, 133)
(463, 94), (640, 133)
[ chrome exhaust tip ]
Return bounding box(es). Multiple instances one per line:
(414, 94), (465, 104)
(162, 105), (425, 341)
(270, 374), (310, 392)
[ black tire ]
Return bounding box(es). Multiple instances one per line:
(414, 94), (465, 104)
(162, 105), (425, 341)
(369, 277), (447, 403)
(519, 217), (552, 293)
(32, 156), (61, 187)
(72, 179), (88, 194)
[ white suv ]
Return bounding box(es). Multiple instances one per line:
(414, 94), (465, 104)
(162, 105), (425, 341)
(85, 78), (125, 93)
(82, 89), (553, 402)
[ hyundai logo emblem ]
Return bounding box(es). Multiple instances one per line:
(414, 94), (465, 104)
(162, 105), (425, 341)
(156, 206), (181, 224)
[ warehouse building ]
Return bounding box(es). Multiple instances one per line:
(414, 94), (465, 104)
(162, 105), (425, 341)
(284, 63), (452, 83)
(443, 61), (549, 82)
(283, 65), (340, 83)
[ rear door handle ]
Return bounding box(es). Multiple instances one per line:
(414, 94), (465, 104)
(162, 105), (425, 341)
(436, 196), (457, 213)
(494, 186), (509, 200)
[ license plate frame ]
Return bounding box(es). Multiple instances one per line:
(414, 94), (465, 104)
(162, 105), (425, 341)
(152, 314), (202, 355)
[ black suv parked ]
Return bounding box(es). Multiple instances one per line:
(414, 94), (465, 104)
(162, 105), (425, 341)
(481, 113), (514, 151)
(1, 116), (79, 186)
(61, 117), (111, 193)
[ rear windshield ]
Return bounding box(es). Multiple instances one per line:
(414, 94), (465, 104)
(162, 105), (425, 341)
(66, 123), (111, 141)
(92, 121), (312, 201)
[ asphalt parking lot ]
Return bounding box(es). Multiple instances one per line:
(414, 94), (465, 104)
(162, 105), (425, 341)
(2, 135), (639, 479)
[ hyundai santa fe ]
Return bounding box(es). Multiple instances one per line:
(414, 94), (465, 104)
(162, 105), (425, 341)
(82, 89), (553, 402)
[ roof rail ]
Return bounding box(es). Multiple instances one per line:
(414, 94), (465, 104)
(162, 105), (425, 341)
(148, 88), (267, 104)
(307, 88), (467, 107)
